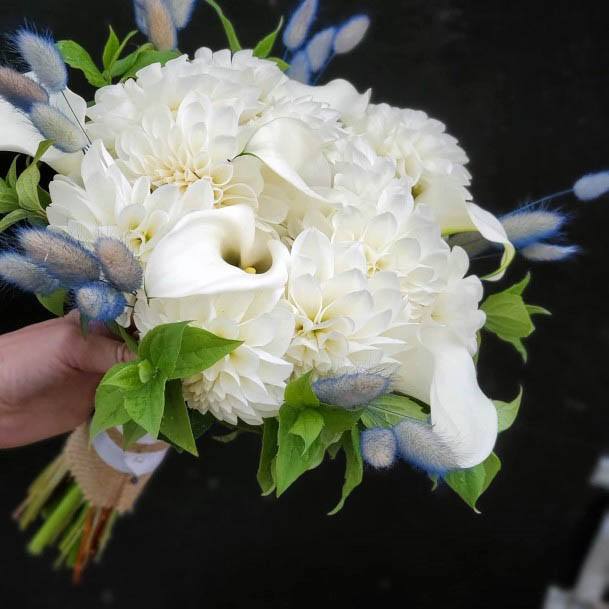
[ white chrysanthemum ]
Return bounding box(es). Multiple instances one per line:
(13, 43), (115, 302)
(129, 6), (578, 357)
(134, 290), (295, 425)
(286, 228), (406, 376)
(46, 141), (213, 260)
(348, 103), (471, 192)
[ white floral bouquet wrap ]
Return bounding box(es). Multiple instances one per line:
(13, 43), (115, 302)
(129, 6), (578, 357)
(1, 0), (600, 580)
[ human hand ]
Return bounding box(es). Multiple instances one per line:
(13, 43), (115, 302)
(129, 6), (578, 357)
(0, 311), (135, 448)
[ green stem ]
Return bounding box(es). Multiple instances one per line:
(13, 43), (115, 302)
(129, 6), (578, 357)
(28, 484), (84, 556)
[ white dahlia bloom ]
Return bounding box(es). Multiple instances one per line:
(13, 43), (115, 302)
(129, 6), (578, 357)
(46, 141), (213, 260)
(347, 103), (471, 191)
(134, 290), (295, 425)
(286, 228), (406, 376)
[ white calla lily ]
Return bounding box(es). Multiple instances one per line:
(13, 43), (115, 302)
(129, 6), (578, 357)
(416, 177), (515, 280)
(395, 326), (498, 470)
(0, 85), (86, 176)
(144, 204), (290, 298)
(244, 117), (332, 202)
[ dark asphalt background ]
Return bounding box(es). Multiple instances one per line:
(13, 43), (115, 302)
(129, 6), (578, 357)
(1, 1), (609, 607)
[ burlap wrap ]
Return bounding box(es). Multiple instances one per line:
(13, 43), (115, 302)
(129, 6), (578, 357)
(64, 425), (169, 514)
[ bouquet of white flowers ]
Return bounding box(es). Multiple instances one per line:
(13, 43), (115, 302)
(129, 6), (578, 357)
(1, 0), (606, 581)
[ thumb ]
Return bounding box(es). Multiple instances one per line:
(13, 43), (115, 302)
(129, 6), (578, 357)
(72, 333), (138, 375)
(62, 312), (138, 374)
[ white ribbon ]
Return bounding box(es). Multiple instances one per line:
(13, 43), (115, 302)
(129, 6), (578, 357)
(92, 427), (169, 478)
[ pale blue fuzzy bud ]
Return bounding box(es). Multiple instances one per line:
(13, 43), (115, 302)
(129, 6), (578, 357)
(28, 103), (89, 153)
(283, 0), (318, 51)
(144, 0), (178, 51)
(0, 252), (60, 295)
(18, 228), (100, 287)
(361, 428), (397, 469)
(165, 0), (197, 30)
(333, 15), (371, 55)
(394, 419), (459, 476)
(306, 27), (336, 73)
(500, 208), (566, 250)
(75, 281), (127, 322)
(573, 171), (609, 202)
(520, 243), (580, 262)
(0, 66), (49, 112)
(312, 369), (392, 410)
(287, 50), (312, 84)
(95, 237), (143, 293)
(133, 0), (149, 34)
(13, 29), (68, 93)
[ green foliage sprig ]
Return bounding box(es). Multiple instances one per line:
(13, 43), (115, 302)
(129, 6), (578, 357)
(91, 321), (241, 455)
(481, 273), (550, 361)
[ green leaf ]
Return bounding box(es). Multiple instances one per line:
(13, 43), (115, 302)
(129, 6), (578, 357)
(253, 17), (284, 58)
(482, 274), (548, 362)
(321, 407), (362, 437)
(257, 418), (279, 496)
(171, 325), (242, 379)
(103, 26), (120, 70)
(494, 388), (523, 433)
(90, 384), (130, 439)
(205, 0), (242, 51)
(267, 57), (290, 71)
(0, 209), (28, 233)
(7, 157), (19, 188)
(482, 293), (534, 338)
(102, 362), (143, 391)
(122, 420), (147, 449)
(138, 359), (154, 384)
(57, 40), (108, 88)
(109, 44), (152, 78)
(284, 372), (320, 409)
(505, 273), (530, 296)
(0, 179), (18, 213)
(15, 140), (53, 215)
(121, 49), (181, 79)
(36, 289), (67, 317)
(139, 321), (190, 378)
(526, 304), (551, 316)
(123, 374), (167, 438)
(276, 405), (327, 496)
(444, 453), (501, 513)
(361, 394), (428, 428)
(160, 380), (198, 456)
(328, 426), (363, 515)
(289, 408), (324, 455)
(189, 411), (215, 440)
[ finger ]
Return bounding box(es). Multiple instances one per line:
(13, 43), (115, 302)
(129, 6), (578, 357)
(67, 332), (137, 374)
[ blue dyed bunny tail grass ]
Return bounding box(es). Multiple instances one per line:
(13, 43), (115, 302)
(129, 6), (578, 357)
(133, 0), (149, 35)
(11, 28), (67, 93)
(498, 206), (568, 250)
(286, 50), (312, 84)
(75, 281), (127, 322)
(164, 0), (198, 30)
(18, 228), (101, 287)
(94, 237), (142, 293)
(306, 26), (336, 83)
(283, 0), (319, 54)
(28, 103), (89, 153)
(361, 428), (397, 469)
(573, 171), (609, 202)
(519, 243), (581, 262)
(393, 419), (459, 477)
(333, 14), (371, 55)
(0, 252), (60, 295)
(142, 0), (178, 51)
(0, 66), (49, 111)
(312, 366), (395, 410)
